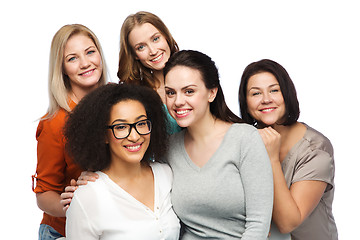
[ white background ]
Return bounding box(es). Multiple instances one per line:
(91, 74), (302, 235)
(1, 0), (359, 239)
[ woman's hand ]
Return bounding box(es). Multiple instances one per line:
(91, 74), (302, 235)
(60, 171), (99, 212)
(60, 179), (77, 212)
(258, 127), (281, 163)
(77, 171), (99, 185)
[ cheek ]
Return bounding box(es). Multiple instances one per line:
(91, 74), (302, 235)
(246, 98), (258, 112)
(136, 51), (148, 61)
(63, 63), (74, 76)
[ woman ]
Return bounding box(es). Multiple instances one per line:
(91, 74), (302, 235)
(32, 24), (108, 239)
(64, 83), (180, 239)
(118, 11), (181, 133)
(60, 11), (180, 209)
(238, 59), (338, 239)
(164, 50), (273, 239)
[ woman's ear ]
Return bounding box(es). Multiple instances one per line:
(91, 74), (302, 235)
(208, 87), (218, 103)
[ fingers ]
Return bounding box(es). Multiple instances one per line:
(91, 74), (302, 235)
(70, 179), (77, 186)
(77, 171), (99, 185)
(60, 191), (74, 213)
(77, 179), (89, 186)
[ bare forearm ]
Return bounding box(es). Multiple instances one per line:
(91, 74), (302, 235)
(36, 191), (66, 217)
(271, 161), (301, 233)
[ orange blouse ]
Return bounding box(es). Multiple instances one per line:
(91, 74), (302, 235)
(33, 100), (82, 236)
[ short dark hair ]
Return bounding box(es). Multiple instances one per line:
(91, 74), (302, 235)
(64, 83), (169, 171)
(164, 50), (243, 124)
(238, 59), (300, 126)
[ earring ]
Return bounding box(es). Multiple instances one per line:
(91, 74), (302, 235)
(139, 68), (143, 81)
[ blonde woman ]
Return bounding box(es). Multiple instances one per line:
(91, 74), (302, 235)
(32, 24), (107, 239)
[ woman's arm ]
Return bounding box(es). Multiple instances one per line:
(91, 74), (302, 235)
(60, 172), (99, 212)
(259, 127), (327, 233)
(36, 191), (66, 217)
(272, 161), (326, 233)
(240, 129), (274, 239)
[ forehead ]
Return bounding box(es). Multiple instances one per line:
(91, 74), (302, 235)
(128, 23), (160, 45)
(165, 66), (204, 88)
(110, 100), (146, 120)
(64, 34), (94, 53)
(247, 72), (279, 89)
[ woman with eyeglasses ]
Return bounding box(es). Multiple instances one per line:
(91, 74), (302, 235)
(64, 83), (180, 239)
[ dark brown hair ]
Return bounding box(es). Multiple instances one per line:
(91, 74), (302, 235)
(164, 50), (243, 124)
(238, 59), (300, 126)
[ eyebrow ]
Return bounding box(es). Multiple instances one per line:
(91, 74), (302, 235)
(64, 45), (96, 59)
(248, 83), (280, 92)
(110, 114), (147, 125)
(134, 32), (160, 48)
(165, 84), (197, 91)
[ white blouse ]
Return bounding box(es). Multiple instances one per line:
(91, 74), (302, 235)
(66, 162), (180, 240)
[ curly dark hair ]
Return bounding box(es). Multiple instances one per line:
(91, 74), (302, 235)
(64, 83), (169, 171)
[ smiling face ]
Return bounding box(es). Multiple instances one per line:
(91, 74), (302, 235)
(106, 100), (150, 165)
(63, 34), (102, 93)
(128, 23), (171, 72)
(246, 72), (286, 127)
(165, 66), (217, 128)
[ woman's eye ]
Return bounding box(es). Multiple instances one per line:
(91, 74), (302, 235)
(185, 89), (194, 95)
(270, 89), (280, 93)
(251, 92), (261, 96)
(137, 45), (145, 51)
(153, 36), (160, 42)
(87, 50), (95, 55)
(68, 56), (76, 62)
(137, 121), (147, 127)
(114, 125), (128, 131)
(166, 90), (175, 96)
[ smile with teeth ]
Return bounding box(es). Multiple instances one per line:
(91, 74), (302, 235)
(80, 69), (95, 76)
(151, 53), (163, 62)
(176, 109), (190, 115)
(124, 143), (142, 152)
(260, 107), (276, 113)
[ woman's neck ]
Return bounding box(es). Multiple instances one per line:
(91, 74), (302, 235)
(69, 83), (98, 103)
(154, 70), (166, 103)
(186, 112), (230, 143)
(103, 160), (148, 183)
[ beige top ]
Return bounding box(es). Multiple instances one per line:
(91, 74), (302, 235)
(271, 123), (338, 240)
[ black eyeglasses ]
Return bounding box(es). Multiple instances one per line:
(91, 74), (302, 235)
(107, 119), (152, 139)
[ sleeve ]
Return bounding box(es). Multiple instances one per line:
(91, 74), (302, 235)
(66, 192), (99, 240)
(292, 148), (335, 191)
(33, 118), (67, 193)
(239, 128), (274, 240)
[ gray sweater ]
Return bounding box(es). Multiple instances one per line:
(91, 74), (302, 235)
(167, 123), (273, 239)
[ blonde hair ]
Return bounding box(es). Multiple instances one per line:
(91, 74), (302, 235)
(46, 24), (107, 119)
(117, 11), (178, 89)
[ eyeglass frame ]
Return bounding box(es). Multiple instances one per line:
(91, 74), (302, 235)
(107, 119), (152, 139)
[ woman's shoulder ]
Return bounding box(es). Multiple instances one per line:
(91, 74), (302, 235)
(74, 172), (107, 198)
(228, 123), (258, 136)
(151, 162), (172, 179)
(169, 129), (185, 143)
(36, 108), (69, 139)
(301, 123), (333, 155)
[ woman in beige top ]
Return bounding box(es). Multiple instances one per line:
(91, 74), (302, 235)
(238, 59), (338, 240)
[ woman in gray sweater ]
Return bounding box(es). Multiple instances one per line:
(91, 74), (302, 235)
(164, 50), (273, 239)
(63, 51), (274, 239)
